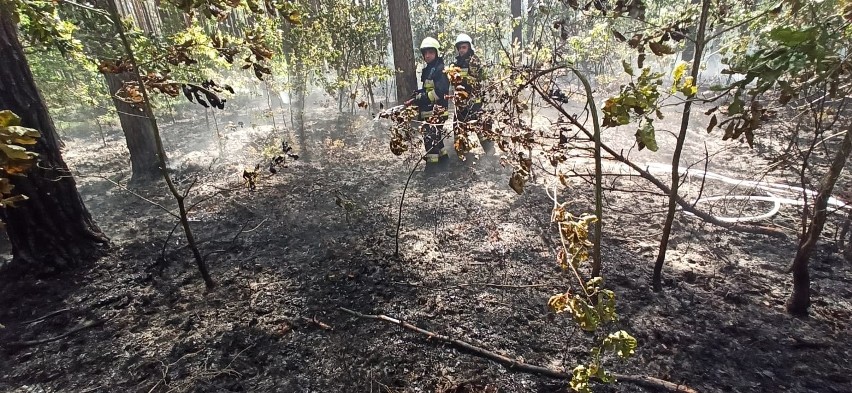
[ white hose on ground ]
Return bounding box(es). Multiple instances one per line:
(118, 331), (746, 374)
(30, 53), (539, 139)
(568, 159), (851, 223)
(639, 162), (851, 223)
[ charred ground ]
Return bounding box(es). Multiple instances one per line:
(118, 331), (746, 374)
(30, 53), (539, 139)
(0, 91), (850, 393)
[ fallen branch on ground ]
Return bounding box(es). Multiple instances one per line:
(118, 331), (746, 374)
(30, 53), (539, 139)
(21, 308), (71, 325)
(480, 283), (548, 289)
(390, 281), (548, 289)
(339, 307), (698, 393)
(6, 315), (112, 348)
(301, 316), (334, 331)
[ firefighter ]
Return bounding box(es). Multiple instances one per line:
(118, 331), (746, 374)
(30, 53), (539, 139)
(405, 37), (451, 165)
(450, 33), (493, 156)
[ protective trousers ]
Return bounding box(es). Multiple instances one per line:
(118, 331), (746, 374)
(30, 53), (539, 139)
(416, 111), (448, 163)
(456, 101), (493, 155)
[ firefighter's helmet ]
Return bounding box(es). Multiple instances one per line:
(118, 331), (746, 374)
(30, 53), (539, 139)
(455, 33), (474, 50)
(419, 37), (440, 55)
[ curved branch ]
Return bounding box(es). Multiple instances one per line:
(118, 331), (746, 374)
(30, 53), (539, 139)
(339, 307), (700, 393)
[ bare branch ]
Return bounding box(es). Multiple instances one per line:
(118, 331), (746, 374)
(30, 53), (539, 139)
(340, 307), (700, 393)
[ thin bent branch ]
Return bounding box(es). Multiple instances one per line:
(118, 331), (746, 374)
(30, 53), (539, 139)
(339, 307), (699, 393)
(7, 316), (110, 348)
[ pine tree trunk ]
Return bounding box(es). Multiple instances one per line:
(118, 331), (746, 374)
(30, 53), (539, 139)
(104, 71), (163, 183)
(787, 125), (852, 315)
(0, 6), (108, 271)
(387, 0), (416, 103)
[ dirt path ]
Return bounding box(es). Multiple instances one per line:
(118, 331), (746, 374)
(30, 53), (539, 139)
(0, 94), (850, 393)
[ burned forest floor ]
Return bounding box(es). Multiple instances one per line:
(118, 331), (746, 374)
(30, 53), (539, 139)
(1, 91), (851, 393)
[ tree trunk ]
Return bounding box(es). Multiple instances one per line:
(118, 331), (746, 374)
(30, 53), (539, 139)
(291, 61), (310, 162)
(387, 0), (416, 103)
(104, 71), (162, 183)
(435, 0), (444, 34)
(511, 0), (522, 47)
(526, 0), (537, 45)
(652, 0), (710, 291)
(680, 0), (700, 61)
(0, 6), (109, 271)
(787, 125), (852, 315)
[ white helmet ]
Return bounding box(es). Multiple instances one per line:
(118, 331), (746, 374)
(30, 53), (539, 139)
(455, 33), (474, 50)
(419, 37), (440, 55)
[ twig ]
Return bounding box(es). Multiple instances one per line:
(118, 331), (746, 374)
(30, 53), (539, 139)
(80, 174), (179, 219)
(159, 221), (181, 263)
(238, 218), (268, 235)
(58, 0), (113, 19)
(182, 177), (199, 199)
(185, 185), (243, 213)
(21, 308), (71, 325)
(389, 281), (548, 289)
(481, 283), (547, 289)
(339, 308), (698, 393)
(395, 155), (424, 258)
(201, 218), (267, 261)
(692, 142), (711, 209)
(7, 316), (111, 348)
(300, 316), (333, 330)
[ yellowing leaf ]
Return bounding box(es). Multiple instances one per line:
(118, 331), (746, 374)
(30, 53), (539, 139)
(548, 293), (569, 313)
(680, 76), (698, 97)
(567, 296), (599, 331)
(603, 331), (638, 358)
(4, 161), (35, 174)
(671, 61), (688, 88)
(9, 137), (38, 145)
(0, 125), (41, 141)
(570, 365), (592, 393)
(287, 10), (302, 25)
(0, 110), (21, 127)
(0, 143), (33, 160)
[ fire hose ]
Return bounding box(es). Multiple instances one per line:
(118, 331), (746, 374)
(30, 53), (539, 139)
(374, 109), (850, 223)
(639, 162), (850, 223)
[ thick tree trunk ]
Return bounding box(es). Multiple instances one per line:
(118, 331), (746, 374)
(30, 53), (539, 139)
(787, 126), (852, 315)
(387, 0), (416, 103)
(0, 6), (108, 271)
(104, 71), (162, 183)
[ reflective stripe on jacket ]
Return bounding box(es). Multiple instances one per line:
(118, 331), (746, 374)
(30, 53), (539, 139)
(416, 57), (450, 114)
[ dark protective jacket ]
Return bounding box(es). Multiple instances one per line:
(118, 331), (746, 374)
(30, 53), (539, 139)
(414, 56), (450, 114)
(452, 49), (484, 101)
